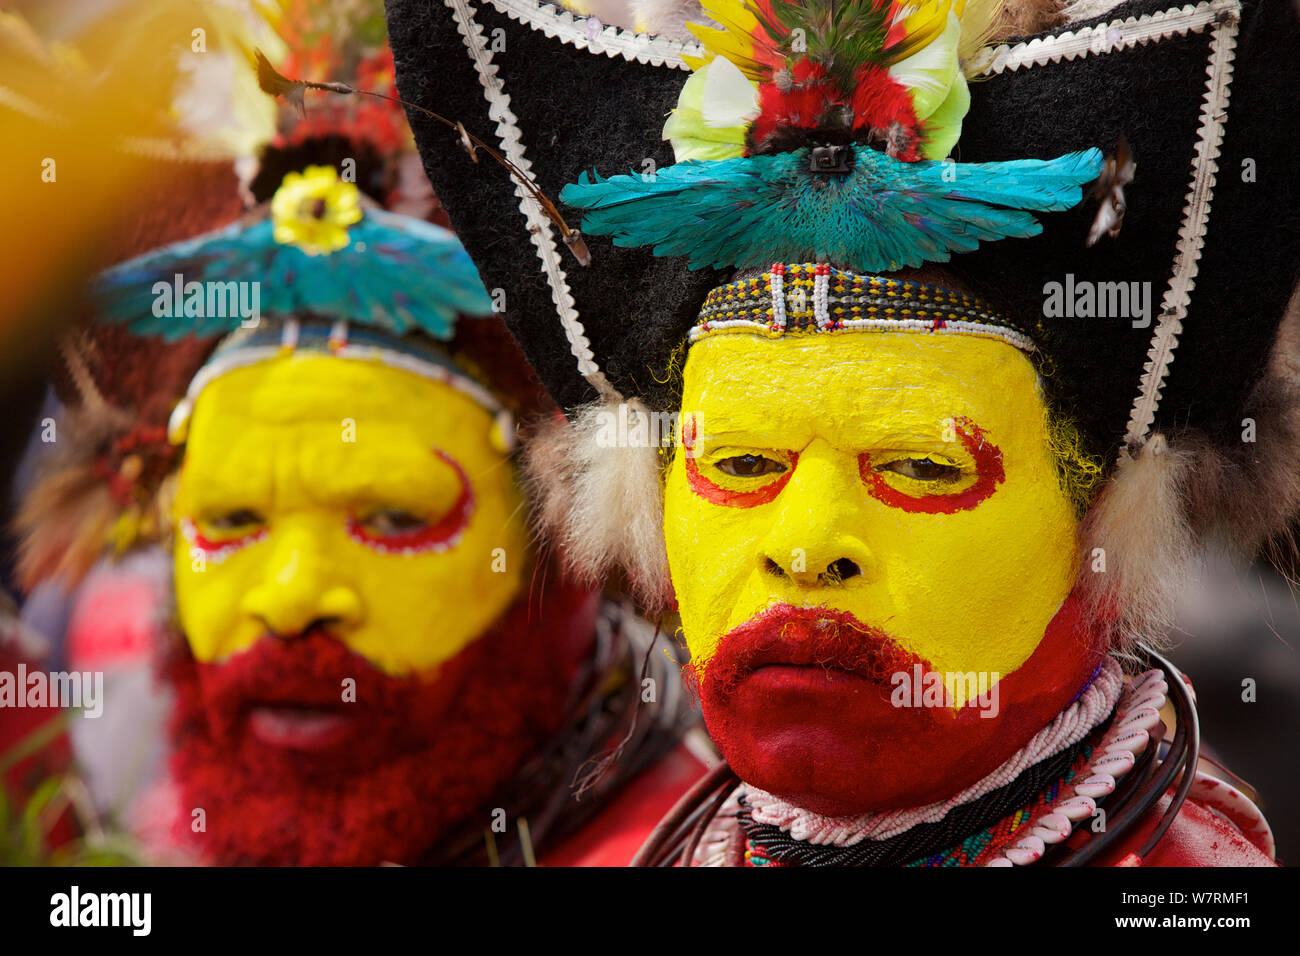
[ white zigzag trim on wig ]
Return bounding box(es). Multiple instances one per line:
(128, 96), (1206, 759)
(970, 1), (1242, 444)
(1125, 4), (1238, 443)
(484, 0), (702, 69)
(971, 0), (1239, 75)
(523, 398), (672, 607)
(447, 0), (618, 398)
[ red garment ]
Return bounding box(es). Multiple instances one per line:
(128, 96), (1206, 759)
(543, 743), (710, 867)
(1092, 786), (1276, 867)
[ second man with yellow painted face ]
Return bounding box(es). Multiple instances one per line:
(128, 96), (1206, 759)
(40, 157), (707, 867)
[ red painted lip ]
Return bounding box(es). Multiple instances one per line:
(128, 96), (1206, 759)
(699, 604), (931, 694)
(246, 705), (355, 752)
(743, 661), (885, 697)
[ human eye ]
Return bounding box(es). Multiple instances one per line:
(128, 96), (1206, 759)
(874, 457), (963, 482)
(715, 454), (789, 478)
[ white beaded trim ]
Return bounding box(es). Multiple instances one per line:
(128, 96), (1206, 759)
(768, 267), (786, 330)
(483, 0), (702, 69)
(447, 0), (618, 400)
(987, 667), (1169, 866)
(812, 268), (831, 329)
(689, 317), (1037, 353)
(328, 318), (349, 349)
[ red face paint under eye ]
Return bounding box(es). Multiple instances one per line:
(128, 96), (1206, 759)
(346, 449), (476, 554)
(858, 418), (1005, 514)
(681, 416), (797, 508)
(181, 516), (268, 563)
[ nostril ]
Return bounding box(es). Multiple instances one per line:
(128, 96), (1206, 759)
(824, 558), (861, 584)
(762, 557), (789, 579)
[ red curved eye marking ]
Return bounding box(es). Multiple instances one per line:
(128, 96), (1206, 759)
(180, 516), (267, 564)
(681, 418), (798, 508)
(858, 419), (1005, 514)
(346, 449), (476, 554)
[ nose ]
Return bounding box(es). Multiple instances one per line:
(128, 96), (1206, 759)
(240, 519), (363, 637)
(757, 439), (876, 589)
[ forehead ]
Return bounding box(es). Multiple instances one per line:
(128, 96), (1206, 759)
(188, 354), (485, 427)
(681, 332), (1045, 443)
(181, 355), (497, 487)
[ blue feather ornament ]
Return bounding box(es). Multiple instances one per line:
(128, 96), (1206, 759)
(93, 207), (494, 341)
(562, 145), (1103, 272)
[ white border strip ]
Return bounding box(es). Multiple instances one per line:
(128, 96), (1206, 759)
(484, 0), (701, 69)
(447, 0), (617, 399)
(972, 0), (1237, 76)
(688, 318), (1037, 353)
(1127, 4), (1238, 442)
(972, 0), (1241, 444)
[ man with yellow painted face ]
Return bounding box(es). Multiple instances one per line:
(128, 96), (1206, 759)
(24, 156), (706, 867)
(388, 0), (1299, 866)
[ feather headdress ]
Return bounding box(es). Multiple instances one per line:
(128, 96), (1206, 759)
(95, 165), (493, 341)
(560, 0), (1100, 273)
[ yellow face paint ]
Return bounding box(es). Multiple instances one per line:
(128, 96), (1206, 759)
(171, 354), (526, 677)
(664, 331), (1079, 706)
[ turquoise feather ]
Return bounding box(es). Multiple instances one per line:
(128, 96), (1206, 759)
(561, 145), (1104, 272)
(93, 208), (494, 341)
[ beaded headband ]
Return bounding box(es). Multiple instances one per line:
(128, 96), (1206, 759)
(690, 264), (1036, 353)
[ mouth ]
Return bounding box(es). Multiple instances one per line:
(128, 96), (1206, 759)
(709, 604), (927, 690)
(246, 704), (356, 752)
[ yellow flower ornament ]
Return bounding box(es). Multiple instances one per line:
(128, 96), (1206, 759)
(270, 165), (363, 256)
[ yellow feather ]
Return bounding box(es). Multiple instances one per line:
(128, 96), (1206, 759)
(955, 0), (1005, 77)
(685, 0), (766, 78)
(887, 0), (955, 65)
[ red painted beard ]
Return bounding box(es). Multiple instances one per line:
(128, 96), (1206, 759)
(685, 595), (1107, 817)
(165, 582), (596, 866)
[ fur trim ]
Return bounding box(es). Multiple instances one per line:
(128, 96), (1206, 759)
(998, 0), (1067, 37)
(1080, 279), (1300, 649)
(14, 404), (135, 592)
(628, 0), (712, 40)
(1077, 433), (1203, 653)
(522, 399), (672, 608)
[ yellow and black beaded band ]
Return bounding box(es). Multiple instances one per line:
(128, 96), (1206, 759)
(690, 263), (1035, 353)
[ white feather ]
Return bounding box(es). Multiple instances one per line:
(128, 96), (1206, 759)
(701, 56), (760, 130)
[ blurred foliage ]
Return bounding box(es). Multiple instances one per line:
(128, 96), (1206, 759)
(0, 716), (144, 866)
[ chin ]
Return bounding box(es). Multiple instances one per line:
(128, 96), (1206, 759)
(697, 593), (1108, 816)
(705, 674), (1019, 814)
